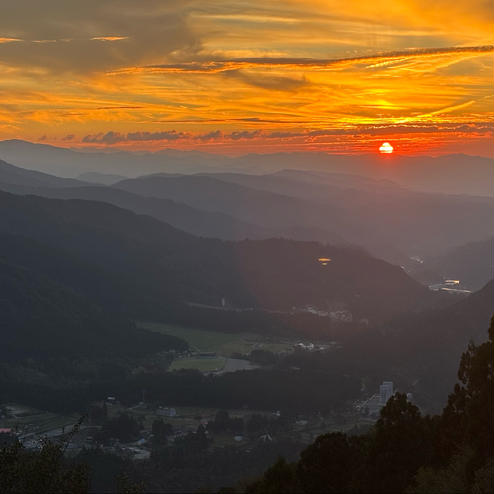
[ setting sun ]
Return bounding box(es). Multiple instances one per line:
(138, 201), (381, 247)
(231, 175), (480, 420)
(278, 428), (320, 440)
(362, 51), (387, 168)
(379, 142), (394, 154)
(0, 2), (492, 491)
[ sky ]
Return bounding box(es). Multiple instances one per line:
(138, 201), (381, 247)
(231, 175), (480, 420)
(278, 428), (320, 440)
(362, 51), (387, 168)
(0, 0), (493, 156)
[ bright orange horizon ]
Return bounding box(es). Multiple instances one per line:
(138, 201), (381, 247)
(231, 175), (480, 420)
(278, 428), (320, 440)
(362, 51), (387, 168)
(0, 1), (493, 157)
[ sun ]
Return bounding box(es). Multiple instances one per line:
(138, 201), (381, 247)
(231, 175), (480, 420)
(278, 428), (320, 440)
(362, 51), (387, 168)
(379, 142), (394, 154)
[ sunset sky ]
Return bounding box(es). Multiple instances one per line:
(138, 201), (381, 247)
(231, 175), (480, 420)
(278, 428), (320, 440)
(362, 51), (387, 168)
(0, 0), (493, 156)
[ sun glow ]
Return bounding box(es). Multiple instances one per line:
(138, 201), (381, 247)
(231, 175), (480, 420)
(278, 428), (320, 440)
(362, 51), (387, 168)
(0, 2), (492, 156)
(379, 142), (394, 154)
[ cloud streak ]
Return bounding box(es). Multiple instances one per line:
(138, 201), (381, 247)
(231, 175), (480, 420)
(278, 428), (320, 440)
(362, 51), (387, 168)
(0, 37), (22, 43)
(80, 123), (494, 145)
(0, 1), (492, 156)
(130, 45), (493, 74)
(91, 36), (129, 42)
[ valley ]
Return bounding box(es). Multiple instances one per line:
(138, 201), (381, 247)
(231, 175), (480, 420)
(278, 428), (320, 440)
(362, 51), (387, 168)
(0, 144), (491, 493)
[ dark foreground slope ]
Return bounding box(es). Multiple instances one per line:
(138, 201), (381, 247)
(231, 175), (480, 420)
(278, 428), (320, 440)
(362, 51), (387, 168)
(244, 317), (493, 494)
(2, 317), (491, 494)
(380, 280), (494, 406)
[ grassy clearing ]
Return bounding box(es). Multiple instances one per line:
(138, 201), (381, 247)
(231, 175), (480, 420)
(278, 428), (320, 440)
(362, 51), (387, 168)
(1, 404), (79, 435)
(169, 357), (226, 372)
(138, 321), (293, 356)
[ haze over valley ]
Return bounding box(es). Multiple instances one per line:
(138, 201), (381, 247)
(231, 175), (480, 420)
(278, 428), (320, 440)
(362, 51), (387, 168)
(0, 1), (492, 492)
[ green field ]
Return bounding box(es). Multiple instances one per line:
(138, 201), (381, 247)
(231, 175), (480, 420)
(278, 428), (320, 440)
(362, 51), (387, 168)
(1, 404), (78, 436)
(138, 321), (293, 356)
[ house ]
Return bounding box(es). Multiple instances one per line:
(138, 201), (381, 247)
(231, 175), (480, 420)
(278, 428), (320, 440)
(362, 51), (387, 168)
(259, 433), (273, 442)
(157, 407), (177, 417)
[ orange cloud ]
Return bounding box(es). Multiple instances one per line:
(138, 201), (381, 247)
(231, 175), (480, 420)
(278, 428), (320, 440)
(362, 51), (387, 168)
(0, 1), (491, 157)
(0, 37), (22, 43)
(126, 45), (493, 74)
(91, 36), (129, 42)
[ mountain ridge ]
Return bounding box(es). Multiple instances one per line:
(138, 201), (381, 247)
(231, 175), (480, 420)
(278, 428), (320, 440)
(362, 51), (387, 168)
(0, 139), (492, 196)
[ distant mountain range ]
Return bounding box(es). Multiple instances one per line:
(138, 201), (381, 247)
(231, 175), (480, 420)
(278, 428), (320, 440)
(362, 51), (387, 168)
(112, 172), (493, 259)
(78, 171), (127, 185)
(0, 139), (232, 178)
(0, 157), (491, 263)
(0, 139), (492, 196)
(0, 157), (88, 188)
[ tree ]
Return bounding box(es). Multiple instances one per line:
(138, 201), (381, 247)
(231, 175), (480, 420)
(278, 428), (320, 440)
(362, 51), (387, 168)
(97, 413), (141, 443)
(245, 458), (299, 494)
(366, 393), (435, 493)
(297, 432), (363, 493)
(151, 418), (172, 446)
(88, 403), (107, 425)
(246, 414), (269, 435)
(0, 440), (88, 493)
(210, 410), (230, 432)
(441, 317), (493, 468)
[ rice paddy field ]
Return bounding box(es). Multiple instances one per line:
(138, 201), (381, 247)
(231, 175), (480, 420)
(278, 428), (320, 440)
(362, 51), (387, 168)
(169, 357), (227, 372)
(1, 404), (79, 437)
(138, 321), (294, 356)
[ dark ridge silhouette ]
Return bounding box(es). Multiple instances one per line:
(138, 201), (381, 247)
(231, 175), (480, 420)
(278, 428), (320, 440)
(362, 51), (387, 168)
(0, 159), (88, 188)
(0, 251), (187, 362)
(0, 190), (433, 324)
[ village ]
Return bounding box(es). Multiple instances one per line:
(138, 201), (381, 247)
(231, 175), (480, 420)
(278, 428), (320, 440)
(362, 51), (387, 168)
(0, 377), (403, 463)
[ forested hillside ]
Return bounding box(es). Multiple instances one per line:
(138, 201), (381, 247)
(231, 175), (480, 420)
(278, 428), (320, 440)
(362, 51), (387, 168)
(0, 191), (434, 323)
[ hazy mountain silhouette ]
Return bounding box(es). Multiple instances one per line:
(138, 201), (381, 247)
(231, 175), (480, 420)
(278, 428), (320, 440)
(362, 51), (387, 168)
(233, 152), (494, 196)
(0, 139), (492, 196)
(0, 139), (231, 178)
(0, 158), (88, 188)
(114, 172), (492, 258)
(0, 182), (273, 241)
(424, 237), (494, 290)
(78, 171), (128, 185)
(200, 169), (405, 201)
(0, 159), (347, 244)
(114, 174), (331, 229)
(0, 156), (490, 261)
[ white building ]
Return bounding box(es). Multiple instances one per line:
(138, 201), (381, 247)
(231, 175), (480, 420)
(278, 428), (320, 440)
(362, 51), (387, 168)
(379, 381), (394, 406)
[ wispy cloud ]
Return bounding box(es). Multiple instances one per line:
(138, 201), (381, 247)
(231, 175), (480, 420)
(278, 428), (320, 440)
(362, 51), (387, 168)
(91, 36), (129, 42)
(128, 45), (493, 74)
(80, 122), (494, 145)
(0, 1), (492, 156)
(0, 37), (22, 43)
